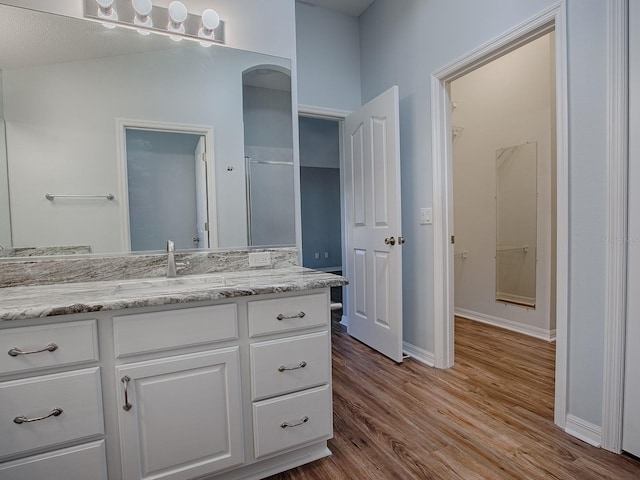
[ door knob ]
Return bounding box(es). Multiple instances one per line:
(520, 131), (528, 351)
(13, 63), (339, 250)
(398, 236), (406, 245)
(192, 237), (200, 243)
(384, 236), (396, 246)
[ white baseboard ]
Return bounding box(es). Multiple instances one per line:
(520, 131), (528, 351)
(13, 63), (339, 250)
(455, 308), (556, 341)
(403, 342), (435, 367)
(340, 314), (348, 328)
(565, 414), (602, 447)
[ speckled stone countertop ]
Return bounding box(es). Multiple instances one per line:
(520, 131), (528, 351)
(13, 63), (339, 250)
(0, 267), (348, 321)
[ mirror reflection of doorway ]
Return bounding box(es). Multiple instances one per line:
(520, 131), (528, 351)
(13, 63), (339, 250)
(125, 128), (210, 251)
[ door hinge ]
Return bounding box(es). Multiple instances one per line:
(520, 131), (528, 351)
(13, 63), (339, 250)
(205, 222), (209, 231)
(451, 235), (455, 245)
(202, 152), (206, 162)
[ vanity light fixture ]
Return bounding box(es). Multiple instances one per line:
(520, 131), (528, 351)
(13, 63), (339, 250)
(132, 0), (153, 34)
(96, 0), (117, 28)
(167, 1), (187, 41)
(198, 8), (220, 46)
(85, 0), (225, 45)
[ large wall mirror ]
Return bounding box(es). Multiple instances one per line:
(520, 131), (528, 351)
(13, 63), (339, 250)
(495, 142), (537, 308)
(0, 2), (294, 256)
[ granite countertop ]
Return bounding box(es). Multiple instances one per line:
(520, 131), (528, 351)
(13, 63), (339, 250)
(0, 267), (348, 321)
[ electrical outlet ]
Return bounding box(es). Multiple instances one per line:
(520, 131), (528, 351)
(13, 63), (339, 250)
(249, 251), (271, 267)
(314, 252), (320, 259)
(324, 252), (329, 258)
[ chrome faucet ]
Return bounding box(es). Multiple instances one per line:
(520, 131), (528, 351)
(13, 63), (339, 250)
(166, 240), (177, 278)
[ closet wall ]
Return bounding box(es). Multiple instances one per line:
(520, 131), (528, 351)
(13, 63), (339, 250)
(451, 33), (556, 339)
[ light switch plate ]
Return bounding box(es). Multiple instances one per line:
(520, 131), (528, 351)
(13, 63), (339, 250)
(249, 251), (271, 267)
(420, 208), (433, 225)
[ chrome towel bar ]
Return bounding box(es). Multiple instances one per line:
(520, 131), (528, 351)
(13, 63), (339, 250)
(45, 193), (115, 200)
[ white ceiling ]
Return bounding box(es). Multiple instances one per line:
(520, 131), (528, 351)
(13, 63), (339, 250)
(296, 0), (375, 17)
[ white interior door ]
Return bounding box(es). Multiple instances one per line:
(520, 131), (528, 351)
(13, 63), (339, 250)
(194, 136), (209, 249)
(344, 85), (403, 363)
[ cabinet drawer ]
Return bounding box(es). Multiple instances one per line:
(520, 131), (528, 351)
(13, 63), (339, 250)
(253, 385), (332, 459)
(0, 320), (99, 376)
(248, 293), (329, 337)
(0, 367), (104, 459)
(113, 304), (237, 357)
(0, 440), (108, 480)
(251, 331), (330, 400)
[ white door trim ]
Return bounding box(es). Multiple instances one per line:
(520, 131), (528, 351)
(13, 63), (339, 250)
(601, 0), (629, 454)
(430, 2), (569, 428)
(115, 119), (217, 251)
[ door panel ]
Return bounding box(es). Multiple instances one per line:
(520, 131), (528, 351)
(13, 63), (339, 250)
(344, 86), (403, 362)
(352, 124), (366, 226)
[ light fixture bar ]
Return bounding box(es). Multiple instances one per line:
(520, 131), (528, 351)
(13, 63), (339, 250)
(84, 0), (225, 45)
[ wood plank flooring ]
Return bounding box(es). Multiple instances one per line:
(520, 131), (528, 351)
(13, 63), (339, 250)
(267, 316), (640, 479)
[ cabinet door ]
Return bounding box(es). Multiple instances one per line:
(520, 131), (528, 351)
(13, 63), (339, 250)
(115, 348), (244, 480)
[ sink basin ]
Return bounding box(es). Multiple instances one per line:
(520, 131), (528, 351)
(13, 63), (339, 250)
(114, 275), (226, 294)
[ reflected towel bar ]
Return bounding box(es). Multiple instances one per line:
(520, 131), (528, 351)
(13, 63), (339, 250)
(496, 245), (529, 253)
(45, 193), (115, 201)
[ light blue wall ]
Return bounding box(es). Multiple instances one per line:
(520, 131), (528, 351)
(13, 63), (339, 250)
(299, 117), (340, 168)
(299, 117), (341, 269)
(295, 2), (361, 111)
(126, 129), (201, 251)
(242, 85), (293, 148)
(359, 0), (610, 427)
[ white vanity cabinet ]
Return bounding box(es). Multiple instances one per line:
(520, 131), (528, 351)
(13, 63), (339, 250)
(0, 286), (336, 480)
(0, 319), (108, 480)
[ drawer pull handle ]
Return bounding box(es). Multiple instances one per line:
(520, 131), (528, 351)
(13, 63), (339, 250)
(281, 416), (309, 429)
(13, 407), (63, 424)
(8, 343), (58, 357)
(121, 375), (133, 411)
(276, 311), (306, 321)
(278, 361), (307, 372)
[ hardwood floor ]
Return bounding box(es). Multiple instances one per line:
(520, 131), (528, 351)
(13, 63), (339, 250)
(266, 316), (640, 479)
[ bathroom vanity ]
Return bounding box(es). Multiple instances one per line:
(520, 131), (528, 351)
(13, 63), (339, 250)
(0, 264), (347, 480)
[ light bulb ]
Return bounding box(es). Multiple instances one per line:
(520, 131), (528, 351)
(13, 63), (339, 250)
(132, 0), (153, 29)
(167, 1), (187, 35)
(198, 8), (219, 44)
(96, 0), (118, 23)
(201, 9), (219, 33)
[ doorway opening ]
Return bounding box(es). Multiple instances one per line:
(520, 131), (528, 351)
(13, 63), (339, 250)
(450, 31), (558, 422)
(431, 4), (568, 427)
(451, 32), (556, 338)
(298, 115), (345, 321)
